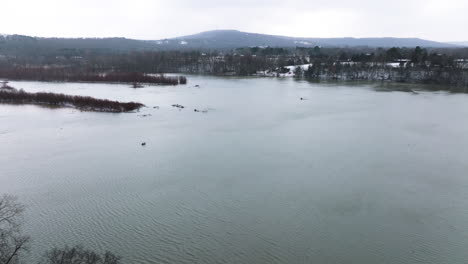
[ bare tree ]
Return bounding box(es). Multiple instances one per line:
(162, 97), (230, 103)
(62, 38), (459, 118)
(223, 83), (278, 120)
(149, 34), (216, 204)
(0, 195), (30, 264)
(1, 195), (121, 264)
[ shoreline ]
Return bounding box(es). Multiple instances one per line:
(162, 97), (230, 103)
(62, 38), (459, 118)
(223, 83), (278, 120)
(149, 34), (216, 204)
(0, 69), (188, 85)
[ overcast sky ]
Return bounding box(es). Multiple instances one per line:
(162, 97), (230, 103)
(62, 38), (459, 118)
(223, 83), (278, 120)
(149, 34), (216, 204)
(1, 0), (466, 41)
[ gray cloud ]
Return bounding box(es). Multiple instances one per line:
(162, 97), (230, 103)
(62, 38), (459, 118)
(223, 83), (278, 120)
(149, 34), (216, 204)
(1, 0), (466, 41)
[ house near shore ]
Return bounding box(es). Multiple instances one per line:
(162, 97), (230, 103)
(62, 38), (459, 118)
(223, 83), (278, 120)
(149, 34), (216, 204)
(455, 59), (468, 69)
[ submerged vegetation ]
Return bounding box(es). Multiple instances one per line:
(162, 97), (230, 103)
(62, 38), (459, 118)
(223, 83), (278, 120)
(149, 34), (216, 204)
(0, 88), (144, 112)
(0, 68), (187, 85)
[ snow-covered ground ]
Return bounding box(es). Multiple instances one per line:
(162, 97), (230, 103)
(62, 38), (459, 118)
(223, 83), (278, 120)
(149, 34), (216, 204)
(284, 64), (311, 72)
(156, 40), (170, 45)
(294, 40), (313, 45)
(386, 62), (402, 68)
(256, 64), (311, 77)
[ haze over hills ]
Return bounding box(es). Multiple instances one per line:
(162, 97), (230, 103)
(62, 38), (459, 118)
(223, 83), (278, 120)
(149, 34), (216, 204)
(0, 30), (461, 57)
(158, 30), (457, 49)
(449, 41), (468, 47)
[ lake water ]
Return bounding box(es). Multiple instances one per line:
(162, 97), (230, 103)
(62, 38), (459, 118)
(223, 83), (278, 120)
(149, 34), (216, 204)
(1, 76), (468, 264)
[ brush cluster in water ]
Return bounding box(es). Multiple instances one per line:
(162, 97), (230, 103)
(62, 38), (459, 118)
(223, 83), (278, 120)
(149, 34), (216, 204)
(0, 88), (144, 112)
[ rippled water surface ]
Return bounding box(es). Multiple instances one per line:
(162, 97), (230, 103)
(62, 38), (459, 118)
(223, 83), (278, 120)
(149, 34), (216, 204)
(1, 76), (468, 264)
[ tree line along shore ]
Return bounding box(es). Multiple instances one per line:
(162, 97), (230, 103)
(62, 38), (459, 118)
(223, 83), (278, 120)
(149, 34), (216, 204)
(0, 46), (467, 112)
(0, 68), (187, 85)
(1, 46), (467, 89)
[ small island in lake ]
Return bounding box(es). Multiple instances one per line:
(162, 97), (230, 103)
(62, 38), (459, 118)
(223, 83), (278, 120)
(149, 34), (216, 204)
(0, 86), (144, 112)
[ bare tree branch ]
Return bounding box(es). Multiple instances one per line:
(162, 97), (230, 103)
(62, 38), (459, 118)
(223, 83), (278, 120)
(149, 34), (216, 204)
(0, 194), (29, 264)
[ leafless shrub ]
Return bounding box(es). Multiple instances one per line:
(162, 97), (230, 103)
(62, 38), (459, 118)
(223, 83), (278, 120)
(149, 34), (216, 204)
(0, 195), (30, 264)
(38, 245), (121, 264)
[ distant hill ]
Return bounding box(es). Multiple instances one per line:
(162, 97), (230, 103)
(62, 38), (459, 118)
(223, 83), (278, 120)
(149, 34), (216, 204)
(0, 35), (157, 57)
(449, 41), (468, 47)
(0, 30), (458, 57)
(155, 30), (456, 49)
